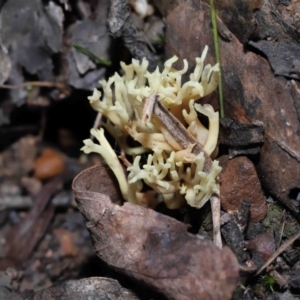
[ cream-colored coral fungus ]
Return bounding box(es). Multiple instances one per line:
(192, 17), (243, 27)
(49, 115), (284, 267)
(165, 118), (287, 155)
(82, 46), (222, 209)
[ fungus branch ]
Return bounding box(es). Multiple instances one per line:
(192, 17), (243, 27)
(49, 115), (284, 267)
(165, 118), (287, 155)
(81, 128), (133, 204)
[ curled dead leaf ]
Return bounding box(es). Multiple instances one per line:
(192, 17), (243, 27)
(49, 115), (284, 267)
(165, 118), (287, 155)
(72, 164), (239, 300)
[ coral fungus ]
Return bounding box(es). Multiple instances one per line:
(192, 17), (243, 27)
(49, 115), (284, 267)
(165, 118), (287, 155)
(82, 46), (221, 209)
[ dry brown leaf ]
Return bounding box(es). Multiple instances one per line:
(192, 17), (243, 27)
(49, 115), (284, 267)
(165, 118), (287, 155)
(72, 164), (239, 300)
(165, 0), (300, 212)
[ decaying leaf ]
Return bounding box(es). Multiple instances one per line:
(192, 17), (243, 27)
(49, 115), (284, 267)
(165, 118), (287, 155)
(0, 0), (64, 104)
(165, 0), (300, 212)
(219, 118), (264, 147)
(248, 0), (300, 80)
(31, 277), (139, 300)
(66, 0), (110, 90)
(213, 0), (261, 44)
(72, 164), (239, 300)
(0, 0), (63, 76)
(249, 40), (300, 80)
(71, 11), (110, 74)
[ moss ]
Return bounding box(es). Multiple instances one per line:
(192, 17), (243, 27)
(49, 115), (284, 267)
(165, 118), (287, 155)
(262, 204), (282, 232)
(259, 274), (278, 293)
(262, 202), (300, 245)
(284, 221), (300, 239)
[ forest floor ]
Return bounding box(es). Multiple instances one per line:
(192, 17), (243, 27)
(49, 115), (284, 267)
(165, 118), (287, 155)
(0, 1), (300, 299)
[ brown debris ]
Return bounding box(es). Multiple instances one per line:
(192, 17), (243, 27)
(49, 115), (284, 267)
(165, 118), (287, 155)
(53, 228), (78, 257)
(33, 148), (66, 180)
(0, 135), (38, 180)
(219, 118), (264, 147)
(165, 0), (300, 213)
(72, 164), (239, 300)
(0, 172), (70, 269)
(218, 155), (267, 222)
(21, 177), (42, 196)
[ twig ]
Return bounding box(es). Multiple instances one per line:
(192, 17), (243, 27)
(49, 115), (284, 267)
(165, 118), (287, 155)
(153, 97), (221, 248)
(0, 192), (72, 211)
(210, 189), (222, 248)
(141, 94), (156, 124)
(256, 231), (300, 276)
(153, 98), (212, 172)
(0, 81), (65, 90)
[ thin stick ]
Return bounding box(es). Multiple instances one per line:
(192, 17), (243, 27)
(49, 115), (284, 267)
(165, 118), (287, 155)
(256, 231), (300, 276)
(153, 99), (212, 171)
(141, 94), (156, 124)
(210, 188), (222, 248)
(0, 81), (65, 90)
(153, 97), (221, 248)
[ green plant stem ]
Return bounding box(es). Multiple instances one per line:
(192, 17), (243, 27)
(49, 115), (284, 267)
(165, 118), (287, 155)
(210, 0), (224, 118)
(73, 44), (111, 66)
